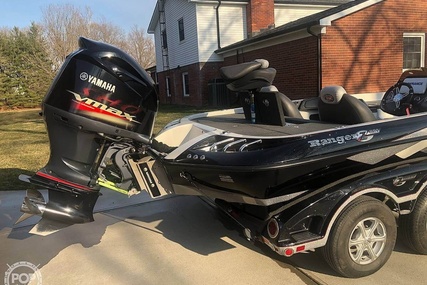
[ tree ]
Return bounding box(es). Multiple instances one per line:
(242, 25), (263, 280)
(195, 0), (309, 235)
(0, 24), (53, 108)
(0, 27), (29, 108)
(125, 25), (156, 69)
(88, 17), (127, 47)
(40, 4), (155, 71)
(41, 4), (92, 70)
(23, 23), (55, 105)
(0, 31), (10, 107)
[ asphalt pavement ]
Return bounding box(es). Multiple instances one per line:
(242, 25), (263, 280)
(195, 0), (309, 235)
(1, 189), (427, 285)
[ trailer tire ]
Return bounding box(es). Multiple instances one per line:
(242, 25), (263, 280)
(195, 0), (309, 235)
(399, 189), (427, 254)
(321, 196), (397, 278)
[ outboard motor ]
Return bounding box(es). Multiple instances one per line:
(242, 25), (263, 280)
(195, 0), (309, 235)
(17, 37), (158, 234)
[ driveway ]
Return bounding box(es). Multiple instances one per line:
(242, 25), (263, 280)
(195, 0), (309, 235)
(1, 190), (426, 284)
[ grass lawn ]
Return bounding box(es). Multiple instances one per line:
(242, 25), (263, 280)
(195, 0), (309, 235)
(0, 105), (216, 190)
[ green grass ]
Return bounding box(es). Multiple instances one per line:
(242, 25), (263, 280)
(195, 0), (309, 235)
(0, 109), (49, 190)
(0, 105), (217, 190)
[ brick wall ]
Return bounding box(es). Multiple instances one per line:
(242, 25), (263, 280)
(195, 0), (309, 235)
(157, 61), (224, 106)
(322, 0), (427, 94)
(247, 0), (275, 37)
(157, 0), (427, 106)
(224, 36), (319, 99)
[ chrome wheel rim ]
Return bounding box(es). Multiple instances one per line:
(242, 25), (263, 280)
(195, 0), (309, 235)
(348, 217), (387, 265)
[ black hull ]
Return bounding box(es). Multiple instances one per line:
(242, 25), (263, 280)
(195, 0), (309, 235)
(156, 111), (427, 202)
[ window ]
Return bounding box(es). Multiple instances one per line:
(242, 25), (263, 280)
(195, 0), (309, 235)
(403, 33), (425, 70)
(182, 72), (189, 96)
(178, 18), (185, 42)
(166, 76), (171, 97)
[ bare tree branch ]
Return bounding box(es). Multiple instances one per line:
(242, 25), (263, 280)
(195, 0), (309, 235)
(125, 25), (156, 69)
(40, 4), (155, 71)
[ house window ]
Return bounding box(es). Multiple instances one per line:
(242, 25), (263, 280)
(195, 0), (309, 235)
(178, 18), (185, 42)
(166, 76), (171, 97)
(182, 72), (189, 96)
(403, 33), (425, 70)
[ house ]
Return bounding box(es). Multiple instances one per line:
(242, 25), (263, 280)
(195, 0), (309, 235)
(148, 0), (350, 106)
(150, 0), (427, 105)
(217, 0), (427, 101)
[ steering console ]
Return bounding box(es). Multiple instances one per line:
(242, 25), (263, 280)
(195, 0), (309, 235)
(380, 82), (414, 116)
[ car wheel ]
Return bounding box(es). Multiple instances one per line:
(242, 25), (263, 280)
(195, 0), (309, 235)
(399, 189), (427, 254)
(321, 195), (397, 278)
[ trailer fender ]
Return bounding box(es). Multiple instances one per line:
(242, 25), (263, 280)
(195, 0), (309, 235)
(276, 186), (400, 249)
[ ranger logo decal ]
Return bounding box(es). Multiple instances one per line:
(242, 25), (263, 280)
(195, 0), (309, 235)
(308, 129), (380, 147)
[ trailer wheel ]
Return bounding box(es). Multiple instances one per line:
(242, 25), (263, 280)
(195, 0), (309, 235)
(399, 189), (427, 254)
(321, 196), (397, 278)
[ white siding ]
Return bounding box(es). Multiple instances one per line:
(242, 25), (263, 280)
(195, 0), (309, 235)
(196, 3), (246, 62)
(219, 5), (247, 50)
(275, 5), (334, 27)
(154, 0), (199, 72)
(151, 2), (340, 71)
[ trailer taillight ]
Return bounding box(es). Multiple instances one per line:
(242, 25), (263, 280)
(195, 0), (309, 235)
(267, 218), (279, 239)
(284, 248), (294, 257)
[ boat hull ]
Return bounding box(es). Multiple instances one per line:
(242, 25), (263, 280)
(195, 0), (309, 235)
(154, 110), (427, 203)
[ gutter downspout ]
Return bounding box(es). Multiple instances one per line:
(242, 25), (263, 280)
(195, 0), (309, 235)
(307, 26), (322, 96)
(215, 0), (222, 49)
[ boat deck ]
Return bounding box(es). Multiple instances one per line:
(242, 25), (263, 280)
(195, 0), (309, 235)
(191, 113), (343, 137)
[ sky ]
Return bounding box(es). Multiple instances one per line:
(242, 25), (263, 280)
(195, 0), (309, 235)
(0, 0), (158, 33)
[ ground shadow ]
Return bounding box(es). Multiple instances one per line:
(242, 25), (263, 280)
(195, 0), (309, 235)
(2, 194), (320, 283)
(0, 213), (118, 279)
(101, 196), (247, 256)
(100, 196), (319, 283)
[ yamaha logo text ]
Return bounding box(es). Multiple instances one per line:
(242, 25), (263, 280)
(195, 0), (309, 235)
(80, 72), (116, 93)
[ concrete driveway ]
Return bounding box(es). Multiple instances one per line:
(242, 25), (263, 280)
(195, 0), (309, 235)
(1, 190), (427, 285)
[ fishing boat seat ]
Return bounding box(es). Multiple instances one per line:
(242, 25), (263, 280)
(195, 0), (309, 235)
(220, 59), (276, 91)
(259, 86), (303, 119)
(318, 85), (376, 125)
(221, 60), (303, 125)
(238, 85), (303, 126)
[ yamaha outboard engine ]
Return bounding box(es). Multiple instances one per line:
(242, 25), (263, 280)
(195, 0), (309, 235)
(16, 37), (158, 234)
